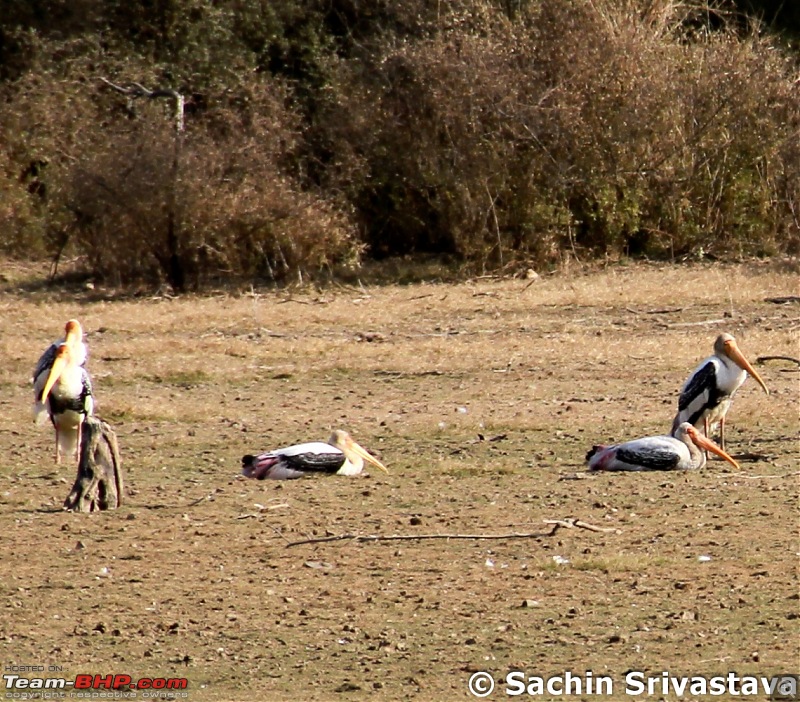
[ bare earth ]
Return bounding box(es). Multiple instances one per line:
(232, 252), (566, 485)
(0, 261), (797, 702)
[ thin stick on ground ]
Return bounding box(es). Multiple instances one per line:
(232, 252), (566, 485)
(285, 518), (618, 548)
(763, 296), (800, 304)
(714, 470), (800, 480)
(756, 355), (800, 366)
(667, 318), (729, 328)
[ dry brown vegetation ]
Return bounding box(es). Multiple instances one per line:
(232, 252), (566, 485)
(1, 0), (799, 289)
(0, 261), (797, 700)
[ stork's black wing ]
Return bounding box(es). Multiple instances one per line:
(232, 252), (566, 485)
(676, 360), (728, 429)
(616, 445), (680, 471)
(32, 343), (57, 384)
(678, 362), (718, 412)
(283, 451), (346, 474)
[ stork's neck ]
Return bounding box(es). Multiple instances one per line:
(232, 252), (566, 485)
(339, 453), (363, 476)
(719, 352), (747, 377)
(685, 435), (707, 470)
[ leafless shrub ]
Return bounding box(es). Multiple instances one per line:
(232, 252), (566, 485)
(317, 0), (799, 268)
(1, 67), (360, 288)
(1, 0), (797, 284)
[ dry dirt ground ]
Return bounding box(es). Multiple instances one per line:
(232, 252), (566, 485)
(0, 261), (797, 702)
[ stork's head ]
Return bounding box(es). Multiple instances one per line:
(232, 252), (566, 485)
(714, 333), (768, 396)
(329, 430), (389, 473)
(64, 319), (83, 345)
(679, 423), (740, 469)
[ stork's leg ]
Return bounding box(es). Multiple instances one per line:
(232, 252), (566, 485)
(703, 417), (710, 461)
(719, 416), (726, 452)
(54, 428), (61, 465)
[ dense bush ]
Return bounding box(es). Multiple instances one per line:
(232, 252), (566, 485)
(315, 1), (799, 268)
(1, 0), (798, 288)
(1, 57), (361, 288)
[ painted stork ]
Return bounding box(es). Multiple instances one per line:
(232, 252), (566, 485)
(242, 430), (388, 480)
(671, 333), (769, 450)
(587, 422), (740, 472)
(37, 343), (94, 464)
(32, 319), (88, 424)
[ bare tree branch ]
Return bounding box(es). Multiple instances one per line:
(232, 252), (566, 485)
(285, 518), (619, 548)
(757, 355), (800, 366)
(100, 78), (185, 132)
(764, 296), (800, 304)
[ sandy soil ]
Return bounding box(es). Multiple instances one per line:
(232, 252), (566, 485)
(0, 260), (797, 702)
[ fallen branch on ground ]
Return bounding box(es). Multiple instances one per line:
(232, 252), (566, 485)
(764, 296), (800, 304)
(285, 518), (618, 548)
(714, 470), (800, 480)
(667, 318), (728, 328)
(757, 355), (800, 367)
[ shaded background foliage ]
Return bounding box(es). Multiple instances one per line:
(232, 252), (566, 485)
(0, 0), (798, 289)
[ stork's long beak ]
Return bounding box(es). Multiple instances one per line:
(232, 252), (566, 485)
(725, 339), (769, 396)
(688, 427), (740, 469)
(41, 352), (68, 402)
(350, 441), (389, 473)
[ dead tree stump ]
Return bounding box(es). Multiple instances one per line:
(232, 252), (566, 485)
(64, 417), (124, 512)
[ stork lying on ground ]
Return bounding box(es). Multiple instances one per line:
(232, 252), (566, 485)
(587, 422), (740, 472)
(671, 333), (768, 450)
(242, 430), (388, 480)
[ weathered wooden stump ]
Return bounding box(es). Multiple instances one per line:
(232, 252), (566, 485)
(64, 416), (124, 512)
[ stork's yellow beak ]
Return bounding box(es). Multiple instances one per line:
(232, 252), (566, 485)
(350, 441), (389, 473)
(41, 347), (69, 402)
(687, 426), (739, 469)
(724, 339), (769, 396)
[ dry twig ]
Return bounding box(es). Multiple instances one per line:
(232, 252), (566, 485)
(285, 518), (618, 548)
(667, 318), (729, 328)
(714, 470), (800, 480)
(757, 355), (800, 367)
(764, 296), (800, 304)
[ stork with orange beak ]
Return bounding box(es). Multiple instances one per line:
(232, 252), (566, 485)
(37, 343), (94, 464)
(242, 430), (388, 480)
(32, 319), (88, 424)
(671, 333), (769, 450)
(587, 422), (740, 472)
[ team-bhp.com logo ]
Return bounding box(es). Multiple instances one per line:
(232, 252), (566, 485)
(4, 673), (189, 694)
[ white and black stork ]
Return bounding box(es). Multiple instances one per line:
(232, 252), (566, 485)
(36, 342), (94, 464)
(242, 430), (388, 480)
(671, 333), (768, 450)
(32, 319), (88, 424)
(587, 422), (740, 472)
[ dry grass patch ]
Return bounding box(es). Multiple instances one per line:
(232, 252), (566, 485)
(0, 261), (796, 701)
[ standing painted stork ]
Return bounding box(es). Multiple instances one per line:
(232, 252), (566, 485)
(587, 422), (740, 472)
(37, 343), (94, 464)
(242, 430), (388, 480)
(32, 319), (88, 424)
(671, 333), (769, 450)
